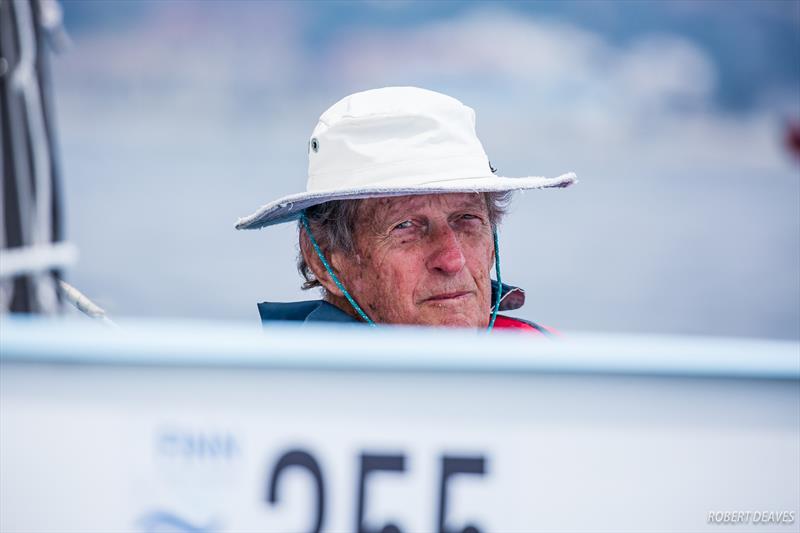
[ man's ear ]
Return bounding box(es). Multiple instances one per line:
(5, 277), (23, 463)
(299, 231), (344, 297)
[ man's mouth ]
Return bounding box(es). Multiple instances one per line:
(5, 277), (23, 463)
(422, 291), (473, 303)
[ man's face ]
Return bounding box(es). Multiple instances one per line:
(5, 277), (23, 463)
(329, 193), (495, 327)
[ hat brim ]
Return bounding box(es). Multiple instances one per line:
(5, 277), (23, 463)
(235, 172), (576, 230)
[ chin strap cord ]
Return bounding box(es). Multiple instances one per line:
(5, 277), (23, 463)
(300, 212), (376, 326)
(301, 211), (502, 331)
(487, 227), (502, 332)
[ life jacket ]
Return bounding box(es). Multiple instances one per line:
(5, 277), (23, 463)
(492, 315), (556, 336)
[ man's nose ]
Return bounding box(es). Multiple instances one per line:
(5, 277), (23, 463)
(426, 226), (466, 275)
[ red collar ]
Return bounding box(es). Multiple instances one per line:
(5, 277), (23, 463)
(492, 315), (550, 335)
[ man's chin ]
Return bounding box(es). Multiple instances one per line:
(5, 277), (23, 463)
(415, 310), (487, 329)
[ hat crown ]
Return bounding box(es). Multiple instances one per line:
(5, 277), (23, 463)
(307, 87), (490, 191)
(234, 86), (576, 230)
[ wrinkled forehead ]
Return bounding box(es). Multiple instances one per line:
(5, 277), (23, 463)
(357, 192), (488, 226)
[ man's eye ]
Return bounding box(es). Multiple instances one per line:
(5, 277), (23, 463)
(393, 220), (414, 230)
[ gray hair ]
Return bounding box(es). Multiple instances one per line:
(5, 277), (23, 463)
(297, 191), (512, 290)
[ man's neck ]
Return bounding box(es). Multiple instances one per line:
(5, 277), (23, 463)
(322, 294), (366, 322)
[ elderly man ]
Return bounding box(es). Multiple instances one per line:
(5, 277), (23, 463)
(236, 87), (575, 333)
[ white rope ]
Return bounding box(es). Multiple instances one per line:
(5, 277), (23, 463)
(0, 242), (77, 278)
(57, 280), (118, 328)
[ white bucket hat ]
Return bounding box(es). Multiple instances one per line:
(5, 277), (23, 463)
(235, 86), (576, 230)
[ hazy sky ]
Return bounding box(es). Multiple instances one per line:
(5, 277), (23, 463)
(52, 1), (799, 339)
